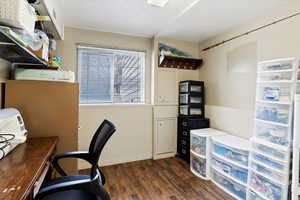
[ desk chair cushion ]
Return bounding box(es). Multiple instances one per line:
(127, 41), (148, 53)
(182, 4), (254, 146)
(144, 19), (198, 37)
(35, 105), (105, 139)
(41, 190), (103, 200)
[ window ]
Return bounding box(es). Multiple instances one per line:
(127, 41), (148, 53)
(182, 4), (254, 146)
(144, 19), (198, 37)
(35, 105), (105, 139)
(78, 46), (146, 104)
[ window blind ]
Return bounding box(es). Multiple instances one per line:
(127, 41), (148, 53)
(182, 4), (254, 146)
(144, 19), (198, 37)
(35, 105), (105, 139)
(78, 46), (145, 104)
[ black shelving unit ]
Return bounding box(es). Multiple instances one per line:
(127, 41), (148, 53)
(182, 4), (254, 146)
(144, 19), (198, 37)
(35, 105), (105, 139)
(177, 80), (209, 162)
(0, 26), (47, 66)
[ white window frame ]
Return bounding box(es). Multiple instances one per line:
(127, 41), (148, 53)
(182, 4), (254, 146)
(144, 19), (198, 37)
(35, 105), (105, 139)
(77, 45), (146, 105)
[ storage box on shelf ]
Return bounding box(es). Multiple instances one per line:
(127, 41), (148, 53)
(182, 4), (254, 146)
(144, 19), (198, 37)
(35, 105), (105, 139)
(210, 135), (251, 200)
(248, 58), (299, 200)
(190, 128), (227, 180)
(177, 116), (209, 162)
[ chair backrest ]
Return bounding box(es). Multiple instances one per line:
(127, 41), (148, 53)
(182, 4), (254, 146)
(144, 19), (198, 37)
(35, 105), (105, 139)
(88, 120), (116, 172)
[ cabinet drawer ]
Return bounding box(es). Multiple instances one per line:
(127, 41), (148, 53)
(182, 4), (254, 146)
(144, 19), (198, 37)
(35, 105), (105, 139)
(178, 117), (209, 130)
(212, 141), (249, 167)
(179, 81), (204, 93)
(191, 134), (206, 156)
(211, 169), (247, 200)
(249, 171), (287, 200)
(252, 152), (287, 171)
(211, 155), (248, 184)
(256, 102), (291, 124)
(180, 105), (204, 117)
(191, 153), (207, 178)
(179, 94), (203, 105)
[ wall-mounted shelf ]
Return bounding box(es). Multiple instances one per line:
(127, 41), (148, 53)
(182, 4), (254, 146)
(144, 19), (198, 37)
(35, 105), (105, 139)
(159, 55), (203, 70)
(0, 26), (47, 66)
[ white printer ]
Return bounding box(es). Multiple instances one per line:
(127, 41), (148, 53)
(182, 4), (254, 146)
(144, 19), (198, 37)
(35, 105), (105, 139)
(0, 108), (27, 159)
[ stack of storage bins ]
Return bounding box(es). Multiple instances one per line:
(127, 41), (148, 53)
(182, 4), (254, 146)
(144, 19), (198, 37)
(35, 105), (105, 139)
(248, 58), (299, 200)
(190, 128), (227, 180)
(177, 81), (209, 162)
(210, 135), (251, 200)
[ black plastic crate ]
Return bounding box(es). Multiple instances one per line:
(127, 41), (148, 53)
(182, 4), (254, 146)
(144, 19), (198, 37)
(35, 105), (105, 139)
(179, 93), (204, 106)
(179, 80), (204, 94)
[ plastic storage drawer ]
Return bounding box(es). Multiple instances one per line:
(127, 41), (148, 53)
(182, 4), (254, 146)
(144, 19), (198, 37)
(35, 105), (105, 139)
(248, 190), (265, 200)
(179, 81), (204, 93)
(211, 169), (247, 200)
(212, 140), (249, 167)
(254, 120), (290, 147)
(249, 171), (287, 200)
(179, 94), (203, 105)
(191, 134), (206, 156)
(250, 161), (287, 183)
(257, 83), (292, 103)
(211, 155), (248, 184)
(256, 102), (290, 124)
(191, 152), (207, 178)
(258, 58), (296, 72)
(257, 71), (293, 82)
(252, 152), (286, 171)
(252, 142), (289, 161)
(180, 105), (204, 117)
(178, 136), (189, 148)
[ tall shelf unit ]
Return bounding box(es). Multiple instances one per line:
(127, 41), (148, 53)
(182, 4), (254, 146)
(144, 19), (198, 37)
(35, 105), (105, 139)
(247, 58), (299, 200)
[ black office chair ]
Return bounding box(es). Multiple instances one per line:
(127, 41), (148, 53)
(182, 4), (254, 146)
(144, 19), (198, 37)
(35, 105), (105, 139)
(35, 120), (116, 200)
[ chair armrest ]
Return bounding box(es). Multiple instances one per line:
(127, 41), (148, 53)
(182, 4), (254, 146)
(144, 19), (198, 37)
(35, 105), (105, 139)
(52, 151), (91, 176)
(35, 177), (110, 200)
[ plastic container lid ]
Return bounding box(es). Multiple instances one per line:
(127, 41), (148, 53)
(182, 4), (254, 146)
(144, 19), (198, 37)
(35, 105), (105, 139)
(191, 128), (228, 137)
(212, 135), (251, 151)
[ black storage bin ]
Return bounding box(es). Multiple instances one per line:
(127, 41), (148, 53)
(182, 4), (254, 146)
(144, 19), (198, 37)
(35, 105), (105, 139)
(177, 117), (209, 162)
(179, 93), (203, 105)
(179, 105), (204, 118)
(179, 80), (204, 94)
(178, 116), (209, 130)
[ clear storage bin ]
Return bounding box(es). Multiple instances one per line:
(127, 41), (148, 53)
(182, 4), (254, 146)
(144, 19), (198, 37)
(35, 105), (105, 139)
(257, 71), (293, 82)
(258, 59), (295, 72)
(256, 102), (290, 124)
(191, 135), (206, 156)
(252, 152), (285, 170)
(180, 105), (203, 116)
(179, 81), (203, 93)
(211, 156), (248, 183)
(248, 190), (265, 200)
(253, 142), (288, 161)
(191, 153), (207, 177)
(250, 162), (287, 183)
(249, 171), (286, 200)
(254, 120), (290, 147)
(179, 94), (202, 104)
(257, 84), (292, 102)
(212, 141), (249, 167)
(211, 169), (247, 200)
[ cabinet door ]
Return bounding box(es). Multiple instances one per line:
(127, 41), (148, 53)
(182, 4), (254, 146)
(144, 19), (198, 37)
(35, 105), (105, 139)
(156, 119), (177, 154)
(156, 69), (177, 105)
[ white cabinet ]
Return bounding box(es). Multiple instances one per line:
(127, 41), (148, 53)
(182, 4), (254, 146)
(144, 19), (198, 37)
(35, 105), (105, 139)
(156, 119), (177, 154)
(156, 69), (177, 105)
(153, 106), (177, 159)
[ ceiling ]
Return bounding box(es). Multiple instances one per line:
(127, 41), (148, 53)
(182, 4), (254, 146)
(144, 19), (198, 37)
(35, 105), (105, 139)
(57, 0), (288, 42)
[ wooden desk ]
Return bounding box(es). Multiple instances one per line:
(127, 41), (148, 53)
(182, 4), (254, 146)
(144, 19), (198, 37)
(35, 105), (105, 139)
(0, 137), (58, 200)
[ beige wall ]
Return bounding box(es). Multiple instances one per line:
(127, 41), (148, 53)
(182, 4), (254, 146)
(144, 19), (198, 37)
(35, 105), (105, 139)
(55, 27), (200, 168)
(198, 0), (300, 138)
(56, 27), (154, 168)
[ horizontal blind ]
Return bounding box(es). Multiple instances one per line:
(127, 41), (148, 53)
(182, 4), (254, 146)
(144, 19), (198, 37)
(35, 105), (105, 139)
(78, 46), (145, 104)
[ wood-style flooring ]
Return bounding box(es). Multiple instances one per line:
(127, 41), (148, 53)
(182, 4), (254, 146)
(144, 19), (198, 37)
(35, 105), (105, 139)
(80, 157), (235, 200)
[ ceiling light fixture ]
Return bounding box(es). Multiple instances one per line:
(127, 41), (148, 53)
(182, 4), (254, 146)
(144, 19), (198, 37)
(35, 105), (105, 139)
(147, 0), (169, 7)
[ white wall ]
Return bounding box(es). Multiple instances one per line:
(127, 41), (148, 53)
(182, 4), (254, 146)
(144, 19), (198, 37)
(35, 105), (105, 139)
(198, 0), (300, 138)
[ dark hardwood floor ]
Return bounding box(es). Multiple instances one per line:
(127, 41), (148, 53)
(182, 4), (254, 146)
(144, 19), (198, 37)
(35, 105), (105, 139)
(80, 157), (235, 200)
